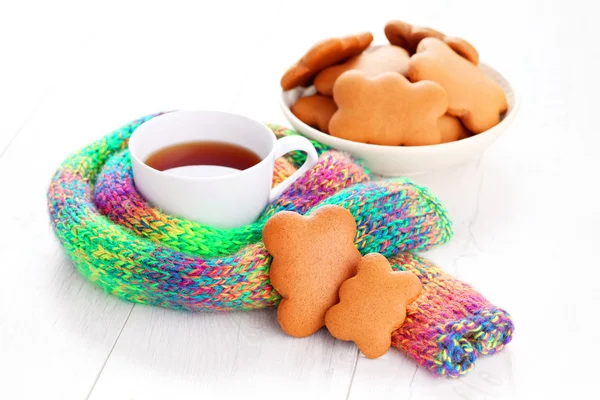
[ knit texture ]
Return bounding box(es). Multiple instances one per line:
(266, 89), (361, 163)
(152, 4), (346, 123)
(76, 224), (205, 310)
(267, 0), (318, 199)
(48, 114), (452, 310)
(390, 252), (514, 377)
(93, 149), (370, 257)
(47, 113), (512, 377)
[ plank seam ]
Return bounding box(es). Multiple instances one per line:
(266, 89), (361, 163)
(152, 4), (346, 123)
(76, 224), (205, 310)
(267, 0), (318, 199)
(344, 348), (360, 400)
(85, 304), (135, 400)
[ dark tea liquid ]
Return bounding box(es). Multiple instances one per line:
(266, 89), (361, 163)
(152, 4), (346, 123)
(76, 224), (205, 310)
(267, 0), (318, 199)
(144, 141), (262, 171)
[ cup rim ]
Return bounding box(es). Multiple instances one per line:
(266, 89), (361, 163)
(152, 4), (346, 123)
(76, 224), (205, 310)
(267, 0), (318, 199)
(128, 110), (278, 182)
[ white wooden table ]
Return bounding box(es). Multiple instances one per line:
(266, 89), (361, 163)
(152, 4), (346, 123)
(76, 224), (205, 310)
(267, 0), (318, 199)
(1, 1), (598, 399)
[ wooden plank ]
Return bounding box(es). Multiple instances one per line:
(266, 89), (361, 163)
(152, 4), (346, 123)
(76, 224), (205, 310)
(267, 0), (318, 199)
(89, 307), (358, 400)
(347, 353), (416, 400)
(0, 95), (135, 399)
(0, 3), (139, 399)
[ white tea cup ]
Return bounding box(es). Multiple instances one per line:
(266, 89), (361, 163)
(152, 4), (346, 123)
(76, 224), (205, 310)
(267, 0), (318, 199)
(129, 110), (318, 229)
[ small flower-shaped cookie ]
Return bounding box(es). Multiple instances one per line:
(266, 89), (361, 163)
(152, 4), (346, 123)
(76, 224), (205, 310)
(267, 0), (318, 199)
(263, 205), (361, 338)
(325, 253), (422, 359)
(329, 70), (448, 146)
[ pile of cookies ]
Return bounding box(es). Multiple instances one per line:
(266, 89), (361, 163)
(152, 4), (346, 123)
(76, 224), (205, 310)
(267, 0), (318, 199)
(263, 205), (422, 359)
(282, 20), (508, 146)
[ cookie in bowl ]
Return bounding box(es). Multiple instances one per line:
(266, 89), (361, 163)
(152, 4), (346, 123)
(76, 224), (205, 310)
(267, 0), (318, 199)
(329, 70), (448, 146)
(280, 32), (373, 91)
(279, 22), (519, 176)
(313, 45), (410, 96)
(290, 94), (337, 134)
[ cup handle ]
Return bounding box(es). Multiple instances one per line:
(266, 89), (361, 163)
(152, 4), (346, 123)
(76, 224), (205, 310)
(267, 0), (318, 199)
(269, 135), (319, 202)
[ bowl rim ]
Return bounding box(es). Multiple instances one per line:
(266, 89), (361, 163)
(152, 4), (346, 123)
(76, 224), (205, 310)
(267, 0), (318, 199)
(280, 61), (520, 154)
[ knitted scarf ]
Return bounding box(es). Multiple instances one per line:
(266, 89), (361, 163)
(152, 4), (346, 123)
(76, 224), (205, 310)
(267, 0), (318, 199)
(47, 113), (513, 377)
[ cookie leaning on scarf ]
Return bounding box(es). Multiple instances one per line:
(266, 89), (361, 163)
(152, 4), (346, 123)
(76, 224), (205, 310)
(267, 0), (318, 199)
(261, 203), (513, 376)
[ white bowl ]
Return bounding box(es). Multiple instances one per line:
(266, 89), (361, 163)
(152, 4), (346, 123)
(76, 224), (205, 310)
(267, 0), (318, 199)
(280, 62), (519, 176)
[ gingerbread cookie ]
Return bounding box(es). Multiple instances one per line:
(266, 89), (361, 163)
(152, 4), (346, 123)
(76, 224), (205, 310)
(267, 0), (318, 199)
(443, 36), (479, 66)
(313, 45), (410, 96)
(384, 20), (443, 54)
(384, 20), (479, 64)
(280, 32), (373, 91)
(329, 71), (447, 146)
(409, 38), (507, 133)
(438, 115), (471, 143)
(262, 205), (361, 338)
(325, 253), (422, 359)
(291, 94), (338, 133)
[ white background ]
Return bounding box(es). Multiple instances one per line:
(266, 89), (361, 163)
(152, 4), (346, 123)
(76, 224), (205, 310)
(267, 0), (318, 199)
(0, 0), (599, 399)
